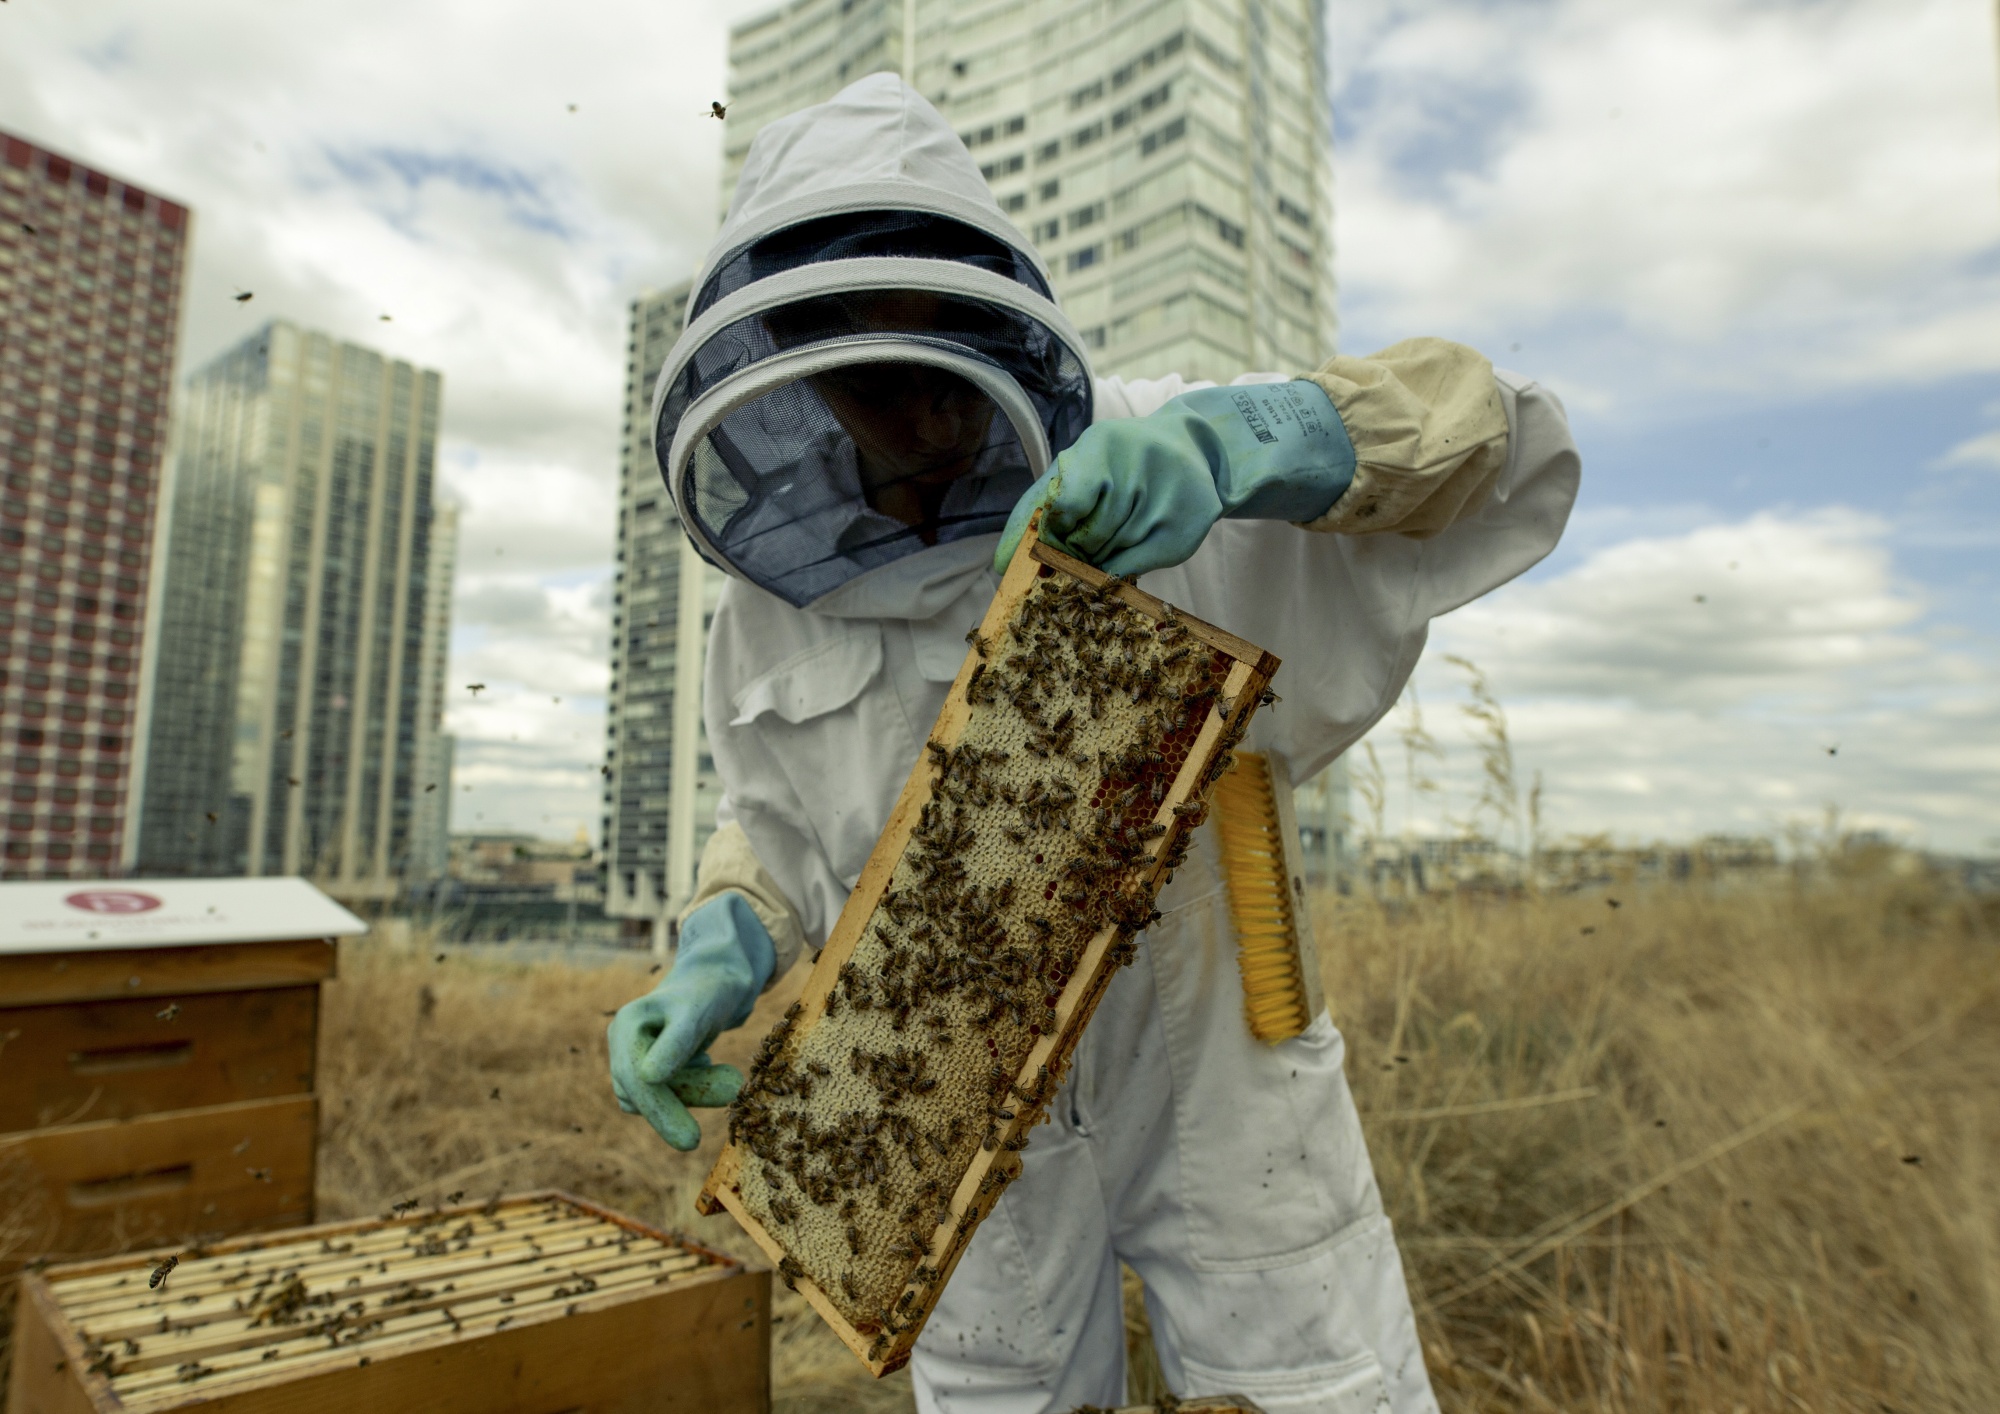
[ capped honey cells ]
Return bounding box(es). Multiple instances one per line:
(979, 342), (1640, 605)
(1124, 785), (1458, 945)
(699, 539), (1278, 1374)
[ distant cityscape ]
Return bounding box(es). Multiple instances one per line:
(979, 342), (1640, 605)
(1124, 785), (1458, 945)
(2, 0), (1357, 941)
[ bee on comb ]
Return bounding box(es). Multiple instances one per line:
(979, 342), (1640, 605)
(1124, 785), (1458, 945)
(697, 520), (1279, 1375)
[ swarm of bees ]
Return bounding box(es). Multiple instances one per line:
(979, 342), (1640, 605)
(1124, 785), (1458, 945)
(717, 564), (1269, 1360)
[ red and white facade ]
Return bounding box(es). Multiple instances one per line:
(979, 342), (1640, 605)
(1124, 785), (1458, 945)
(0, 131), (189, 879)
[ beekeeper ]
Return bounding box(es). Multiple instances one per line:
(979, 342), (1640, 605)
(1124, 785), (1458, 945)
(609, 72), (1579, 1414)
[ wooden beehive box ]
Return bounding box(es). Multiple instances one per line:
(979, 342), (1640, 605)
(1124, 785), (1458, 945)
(698, 531), (1280, 1374)
(5, 1192), (770, 1414)
(0, 879), (362, 1271)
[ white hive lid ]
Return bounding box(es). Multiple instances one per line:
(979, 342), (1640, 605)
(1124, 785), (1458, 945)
(0, 877), (367, 954)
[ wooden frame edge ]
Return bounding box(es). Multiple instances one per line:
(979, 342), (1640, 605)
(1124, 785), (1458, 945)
(32, 1189), (747, 1288)
(697, 518), (1280, 1377)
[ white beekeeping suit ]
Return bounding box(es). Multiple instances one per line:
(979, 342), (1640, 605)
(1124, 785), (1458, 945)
(654, 73), (1580, 1414)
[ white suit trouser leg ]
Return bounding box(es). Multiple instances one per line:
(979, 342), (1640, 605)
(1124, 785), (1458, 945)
(911, 871), (1438, 1414)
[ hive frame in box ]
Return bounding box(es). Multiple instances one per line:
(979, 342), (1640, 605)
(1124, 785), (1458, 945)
(6, 1190), (767, 1414)
(697, 527), (1280, 1375)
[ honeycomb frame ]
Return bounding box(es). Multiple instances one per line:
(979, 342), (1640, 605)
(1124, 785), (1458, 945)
(697, 525), (1280, 1375)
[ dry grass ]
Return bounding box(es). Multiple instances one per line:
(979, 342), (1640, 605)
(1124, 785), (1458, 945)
(5, 856), (1994, 1411)
(1322, 854), (2000, 1412)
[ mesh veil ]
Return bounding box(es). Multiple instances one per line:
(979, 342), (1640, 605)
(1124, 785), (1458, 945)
(657, 212), (1092, 608)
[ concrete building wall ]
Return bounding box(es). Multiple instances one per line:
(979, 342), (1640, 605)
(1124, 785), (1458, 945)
(602, 281), (728, 933)
(696, 0), (1346, 881)
(722, 0), (1337, 381)
(138, 321), (442, 900)
(407, 500), (458, 881)
(0, 131), (189, 880)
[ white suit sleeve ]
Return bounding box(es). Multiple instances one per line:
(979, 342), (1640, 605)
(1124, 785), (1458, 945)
(698, 584), (873, 954)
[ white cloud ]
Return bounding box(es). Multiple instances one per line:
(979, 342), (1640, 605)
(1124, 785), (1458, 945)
(1937, 430), (2000, 472)
(1385, 511), (2000, 852)
(1330, 0), (2000, 407)
(1443, 510), (1924, 708)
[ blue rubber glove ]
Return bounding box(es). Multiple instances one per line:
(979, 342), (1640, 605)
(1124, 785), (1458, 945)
(994, 381), (1356, 577)
(607, 893), (776, 1151)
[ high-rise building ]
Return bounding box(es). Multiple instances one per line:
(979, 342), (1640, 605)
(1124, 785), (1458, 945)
(407, 500), (459, 882)
(137, 322), (444, 900)
(0, 132), (189, 881)
(601, 282), (728, 940)
(723, 0), (1337, 381)
(670, 0), (1347, 891)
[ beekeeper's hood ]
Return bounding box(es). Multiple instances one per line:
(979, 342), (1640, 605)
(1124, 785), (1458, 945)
(654, 73), (1095, 608)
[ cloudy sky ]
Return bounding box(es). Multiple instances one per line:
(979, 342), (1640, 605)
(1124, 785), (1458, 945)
(4, 0), (1997, 854)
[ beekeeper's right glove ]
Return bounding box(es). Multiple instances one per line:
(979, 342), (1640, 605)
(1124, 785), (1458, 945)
(993, 380), (1355, 578)
(607, 893), (775, 1151)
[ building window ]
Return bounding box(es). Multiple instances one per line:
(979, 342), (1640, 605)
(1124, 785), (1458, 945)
(979, 153), (1025, 180)
(961, 118), (1025, 150)
(1112, 30), (1185, 89)
(1066, 245), (1102, 273)
(1071, 121), (1105, 150)
(1111, 81), (1173, 132)
(1000, 192), (1028, 214)
(1140, 117), (1187, 158)
(1277, 196), (1312, 230)
(1033, 219), (1061, 242)
(1067, 202), (1105, 232)
(1195, 204), (1246, 248)
(1039, 179), (1060, 202)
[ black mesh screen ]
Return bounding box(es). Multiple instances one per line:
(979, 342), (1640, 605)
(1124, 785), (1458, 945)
(659, 287), (1091, 607)
(687, 359), (1035, 606)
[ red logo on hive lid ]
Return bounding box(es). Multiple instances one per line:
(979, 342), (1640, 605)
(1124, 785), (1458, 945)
(64, 890), (164, 915)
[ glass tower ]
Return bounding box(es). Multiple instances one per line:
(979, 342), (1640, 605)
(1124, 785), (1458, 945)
(137, 322), (445, 900)
(407, 500), (458, 882)
(602, 282), (728, 938)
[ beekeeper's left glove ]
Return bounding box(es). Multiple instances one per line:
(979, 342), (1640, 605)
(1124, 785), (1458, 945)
(607, 893), (775, 1151)
(994, 381), (1356, 578)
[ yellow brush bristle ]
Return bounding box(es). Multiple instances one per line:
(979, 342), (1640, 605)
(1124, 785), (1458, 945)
(1213, 752), (1314, 1043)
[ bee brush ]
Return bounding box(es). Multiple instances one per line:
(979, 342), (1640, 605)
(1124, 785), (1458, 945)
(1211, 750), (1326, 1043)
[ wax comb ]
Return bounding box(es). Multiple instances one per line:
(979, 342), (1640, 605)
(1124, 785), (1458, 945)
(696, 519), (1280, 1375)
(1212, 750), (1325, 1043)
